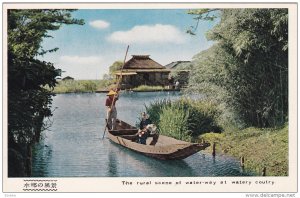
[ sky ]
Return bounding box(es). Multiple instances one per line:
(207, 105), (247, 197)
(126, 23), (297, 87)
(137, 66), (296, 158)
(41, 9), (218, 80)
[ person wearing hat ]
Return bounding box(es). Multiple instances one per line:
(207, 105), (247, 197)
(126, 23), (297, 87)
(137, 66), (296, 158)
(105, 89), (119, 130)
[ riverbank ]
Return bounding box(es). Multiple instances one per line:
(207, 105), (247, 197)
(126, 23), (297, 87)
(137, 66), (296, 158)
(145, 98), (288, 176)
(51, 79), (112, 94)
(198, 124), (288, 176)
(51, 80), (181, 94)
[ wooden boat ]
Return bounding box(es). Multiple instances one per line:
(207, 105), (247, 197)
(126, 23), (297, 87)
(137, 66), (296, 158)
(107, 119), (210, 160)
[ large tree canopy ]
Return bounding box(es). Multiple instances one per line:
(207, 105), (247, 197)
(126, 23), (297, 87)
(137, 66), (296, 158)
(188, 9), (288, 128)
(8, 9), (84, 145)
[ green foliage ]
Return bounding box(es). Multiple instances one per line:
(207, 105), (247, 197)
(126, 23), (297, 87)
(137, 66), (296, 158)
(50, 79), (114, 93)
(145, 99), (222, 141)
(200, 124), (288, 176)
(52, 80), (94, 93)
(186, 9), (220, 35)
(180, 99), (223, 136)
(187, 9), (219, 20)
(145, 99), (172, 127)
(133, 85), (164, 91)
(97, 79), (116, 90)
(159, 105), (191, 141)
(8, 9), (84, 144)
(109, 61), (123, 76)
(188, 9), (288, 128)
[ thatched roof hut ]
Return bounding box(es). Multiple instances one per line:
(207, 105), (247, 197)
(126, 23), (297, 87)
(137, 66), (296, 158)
(114, 55), (170, 89)
(123, 55), (165, 69)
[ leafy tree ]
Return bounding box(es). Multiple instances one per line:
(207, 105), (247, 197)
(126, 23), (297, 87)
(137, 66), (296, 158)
(188, 9), (288, 128)
(102, 73), (111, 80)
(109, 61), (123, 76)
(8, 9), (84, 176)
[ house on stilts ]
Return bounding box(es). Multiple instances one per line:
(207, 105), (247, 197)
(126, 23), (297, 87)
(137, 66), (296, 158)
(114, 55), (171, 89)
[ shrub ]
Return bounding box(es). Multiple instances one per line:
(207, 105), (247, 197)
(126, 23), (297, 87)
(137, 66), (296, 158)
(145, 99), (172, 127)
(145, 98), (222, 141)
(159, 105), (191, 141)
(133, 85), (164, 91)
(82, 80), (97, 92)
(50, 79), (115, 94)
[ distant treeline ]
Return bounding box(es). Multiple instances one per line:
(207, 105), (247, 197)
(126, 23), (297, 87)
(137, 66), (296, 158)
(51, 81), (169, 94)
(51, 79), (113, 94)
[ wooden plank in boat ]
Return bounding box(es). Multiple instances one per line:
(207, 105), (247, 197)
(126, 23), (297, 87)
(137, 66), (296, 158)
(107, 119), (210, 160)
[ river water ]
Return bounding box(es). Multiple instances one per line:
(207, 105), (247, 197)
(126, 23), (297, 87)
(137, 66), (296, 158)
(32, 92), (253, 177)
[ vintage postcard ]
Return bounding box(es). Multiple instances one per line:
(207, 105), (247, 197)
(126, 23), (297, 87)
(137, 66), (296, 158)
(2, 2), (298, 194)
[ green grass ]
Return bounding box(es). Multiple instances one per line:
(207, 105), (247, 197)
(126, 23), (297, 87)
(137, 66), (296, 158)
(52, 83), (168, 93)
(132, 85), (164, 91)
(145, 98), (288, 176)
(50, 79), (114, 94)
(145, 99), (222, 141)
(199, 124), (288, 176)
(159, 105), (192, 141)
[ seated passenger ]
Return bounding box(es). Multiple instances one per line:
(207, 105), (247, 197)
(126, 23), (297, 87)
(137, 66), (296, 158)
(137, 124), (158, 145)
(136, 112), (152, 144)
(139, 112), (152, 130)
(137, 129), (148, 145)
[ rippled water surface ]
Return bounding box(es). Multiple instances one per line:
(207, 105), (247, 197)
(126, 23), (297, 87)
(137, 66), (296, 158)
(32, 92), (254, 177)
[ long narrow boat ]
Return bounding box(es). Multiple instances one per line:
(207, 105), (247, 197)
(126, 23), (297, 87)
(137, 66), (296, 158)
(107, 119), (210, 160)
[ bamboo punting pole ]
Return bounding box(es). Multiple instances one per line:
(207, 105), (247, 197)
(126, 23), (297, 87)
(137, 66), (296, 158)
(102, 45), (129, 139)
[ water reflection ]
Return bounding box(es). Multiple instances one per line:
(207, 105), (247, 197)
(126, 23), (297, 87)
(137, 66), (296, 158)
(107, 141), (196, 177)
(32, 143), (52, 177)
(32, 92), (254, 177)
(107, 145), (118, 176)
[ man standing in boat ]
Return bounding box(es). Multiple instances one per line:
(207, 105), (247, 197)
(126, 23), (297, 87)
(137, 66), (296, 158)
(105, 89), (119, 130)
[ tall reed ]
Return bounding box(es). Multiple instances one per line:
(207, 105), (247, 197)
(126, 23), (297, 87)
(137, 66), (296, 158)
(159, 105), (191, 141)
(145, 98), (222, 141)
